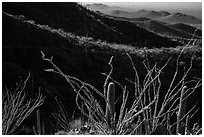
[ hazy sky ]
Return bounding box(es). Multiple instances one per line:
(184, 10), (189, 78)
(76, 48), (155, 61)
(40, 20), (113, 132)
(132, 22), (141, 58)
(103, 2), (201, 9)
(84, 2), (202, 19)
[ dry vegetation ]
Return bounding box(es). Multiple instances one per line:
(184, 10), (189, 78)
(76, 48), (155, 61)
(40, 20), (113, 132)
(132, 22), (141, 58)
(40, 43), (201, 134)
(2, 73), (44, 135)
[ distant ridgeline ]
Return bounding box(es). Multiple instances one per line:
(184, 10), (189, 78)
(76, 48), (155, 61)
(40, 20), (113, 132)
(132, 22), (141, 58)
(85, 3), (202, 45)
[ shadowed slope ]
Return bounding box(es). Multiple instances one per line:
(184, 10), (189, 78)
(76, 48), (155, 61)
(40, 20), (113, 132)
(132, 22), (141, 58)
(168, 23), (202, 37)
(3, 2), (180, 48)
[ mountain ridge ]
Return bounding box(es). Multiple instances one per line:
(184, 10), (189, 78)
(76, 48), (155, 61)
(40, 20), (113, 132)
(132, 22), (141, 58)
(85, 3), (202, 24)
(157, 12), (202, 24)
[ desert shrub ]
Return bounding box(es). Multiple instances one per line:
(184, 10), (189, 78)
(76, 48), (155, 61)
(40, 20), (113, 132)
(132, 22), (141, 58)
(2, 73), (45, 135)
(41, 43), (201, 135)
(50, 96), (71, 133)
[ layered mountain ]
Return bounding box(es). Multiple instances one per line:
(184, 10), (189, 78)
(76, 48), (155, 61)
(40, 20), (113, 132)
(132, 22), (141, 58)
(85, 3), (202, 41)
(102, 9), (171, 20)
(135, 20), (201, 39)
(157, 12), (202, 24)
(85, 3), (202, 24)
(85, 4), (171, 19)
(3, 2), (180, 48)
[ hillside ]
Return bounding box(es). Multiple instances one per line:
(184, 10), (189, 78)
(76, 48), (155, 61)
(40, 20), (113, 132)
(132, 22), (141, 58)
(135, 20), (200, 39)
(97, 13), (201, 43)
(168, 23), (202, 37)
(3, 2), (181, 48)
